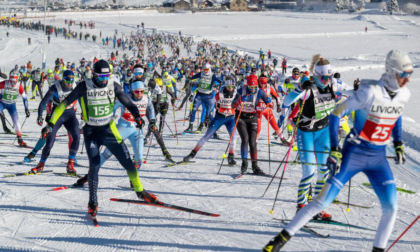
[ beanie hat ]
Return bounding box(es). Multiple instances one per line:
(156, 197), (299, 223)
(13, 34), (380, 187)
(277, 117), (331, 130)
(132, 81), (145, 90)
(94, 60), (110, 74)
(314, 58), (332, 76)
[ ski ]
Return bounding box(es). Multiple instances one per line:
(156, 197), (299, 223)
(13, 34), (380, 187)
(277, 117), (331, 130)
(332, 199), (373, 209)
(176, 131), (201, 136)
(274, 218), (375, 231)
(233, 173), (286, 180)
(164, 161), (195, 167)
(54, 172), (84, 178)
(88, 214), (99, 227)
(60, 161), (89, 168)
(4, 170), (53, 177)
(234, 174), (243, 179)
(217, 163), (237, 167)
(0, 132), (28, 137)
(52, 182), (85, 191)
(275, 219), (329, 238)
(363, 182), (415, 194)
(109, 198), (220, 217)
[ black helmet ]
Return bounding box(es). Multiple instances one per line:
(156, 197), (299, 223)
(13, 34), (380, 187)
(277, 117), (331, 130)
(93, 59), (111, 74)
(148, 79), (156, 89)
(285, 78), (290, 84)
(292, 67), (300, 74)
(334, 72), (340, 79)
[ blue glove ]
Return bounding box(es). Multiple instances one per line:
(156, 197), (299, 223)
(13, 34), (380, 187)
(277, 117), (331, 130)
(327, 148), (342, 178)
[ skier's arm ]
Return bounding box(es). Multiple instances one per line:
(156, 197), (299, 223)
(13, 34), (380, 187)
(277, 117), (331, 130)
(19, 84), (29, 110)
(38, 85), (57, 117)
(147, 98), (156, 121)
(391, 116), (402, 144)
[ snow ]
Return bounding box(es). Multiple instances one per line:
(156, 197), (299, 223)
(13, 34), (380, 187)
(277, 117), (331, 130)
(1, 8), (419, 252)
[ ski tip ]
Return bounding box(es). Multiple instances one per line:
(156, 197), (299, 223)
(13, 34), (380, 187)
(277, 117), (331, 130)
(210, 213), (221, 217)
(109, 198), (118, 202)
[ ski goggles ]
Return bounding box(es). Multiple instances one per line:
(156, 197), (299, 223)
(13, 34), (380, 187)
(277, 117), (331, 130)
(319, 75), (332, 83)
(96, 73), (111, 81)
(225, 79), (235, 87)
(398, 71), (413, 78)
(64, 78), (74, 84)
(248, 85), (258, 91)
(133, 89), (145, 94)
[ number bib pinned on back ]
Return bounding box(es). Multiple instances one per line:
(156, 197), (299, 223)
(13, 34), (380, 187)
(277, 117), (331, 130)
(359, 85), (405, 145)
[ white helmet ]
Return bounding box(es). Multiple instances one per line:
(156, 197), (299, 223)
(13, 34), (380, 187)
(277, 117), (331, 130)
(203, 63), (212, 76)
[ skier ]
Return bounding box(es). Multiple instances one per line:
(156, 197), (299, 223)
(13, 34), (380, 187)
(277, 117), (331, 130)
(256, 74), (283, 140)
(99, 81), (154, 170)
(278, 55), (336, 220)
(281, 57), (287, 75)
(184, 63), (222, 133)
(41, 60), (158, 216)
(30, 68), (45, 100)
(151, 71), (175, 133)
(263, 50), (413, 252)
(183, 76), (238, 164)
(0, 73), (30, 147)
(232, 74), (272, 175)
(29, 70), (80, 174)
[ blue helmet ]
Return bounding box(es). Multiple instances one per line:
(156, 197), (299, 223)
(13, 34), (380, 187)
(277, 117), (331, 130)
(147, 62), (153, 69)
(132, 81), (145, 90)
(63, 70), (74, 83)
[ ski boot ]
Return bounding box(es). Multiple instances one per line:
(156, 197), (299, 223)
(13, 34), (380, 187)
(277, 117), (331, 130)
(163, 149), (175, 163)
(17, 137), (27, 147)
(30, 96), (36, 101)
(296, 203), (306, 213)
(197, 122), (204, 132)
(372, 247), (385, 252)
(3, 126), (13, 134)
(241, 159), (248, 174)
(184, 122), (194, 133)
(31, 161), (45, 174)
(263, 229), (291, 252)
(24, 152), (36, 163)
(136, 190), (159, 204)
(213, 132), (220, 139)
(252, 161), (265, 175)
(66, 159), (77, 175)
(183, 150), (197, 162)
(313, 210), (332, 221)
(228, 153), (236, 165)
(88, 201), (98, 217)
(76, 175), (88, 187)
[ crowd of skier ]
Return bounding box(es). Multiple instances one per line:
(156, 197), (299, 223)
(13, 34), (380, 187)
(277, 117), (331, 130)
(0, 20), (414, 252)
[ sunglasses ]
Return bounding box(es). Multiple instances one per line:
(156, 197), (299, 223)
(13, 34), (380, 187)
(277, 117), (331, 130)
(248, 86), (258, 89)
(96, 73), (111, 81)
(64, 79), (74, 84)
(133, 72), (143, 76)
(133, 89), (145, 94)
(398, 71), (413, 78)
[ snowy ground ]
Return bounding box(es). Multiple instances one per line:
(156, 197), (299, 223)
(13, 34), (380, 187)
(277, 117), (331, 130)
(0, 9), (419, 252)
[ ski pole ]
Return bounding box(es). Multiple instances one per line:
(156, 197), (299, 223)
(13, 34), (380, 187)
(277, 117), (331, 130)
(164, 120), (175, 136)
(386, 215), (419, 252)
(234, 157), (326, 166)
(0, 112), (13, 128)
(143, 128), (155, 164)
(171, 104), (179, 145)
(12, 117), (27, 145)
(346, 179), (351, 212)
(269, 90), (309, 214)
(267, 113), (271, 174)
(217, 101), (244, 175)
(183, 97), (188, 126)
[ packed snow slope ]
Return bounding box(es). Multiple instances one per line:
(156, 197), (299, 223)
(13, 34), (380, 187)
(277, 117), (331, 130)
(0, 9), (419, 252)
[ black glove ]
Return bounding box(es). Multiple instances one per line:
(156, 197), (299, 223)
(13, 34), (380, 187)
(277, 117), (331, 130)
(149, 120), (158, 131)
(276, 104), (281, 113)
(354, 78), (360, 91)
(41, 122), (54, 140)
(45, 114), (52, 123)
(394, 141), (405, 164)
(189, 95), (193, 102)
(171, 98), (175, 106)
(25, 109), (30, 118)
(37, 115), (43, 126)
(135, 117), (145, 129)
(301, 80), (312, 90)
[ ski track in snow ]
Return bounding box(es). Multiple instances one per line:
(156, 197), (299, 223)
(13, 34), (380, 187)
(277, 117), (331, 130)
(0, 8), (419, 252)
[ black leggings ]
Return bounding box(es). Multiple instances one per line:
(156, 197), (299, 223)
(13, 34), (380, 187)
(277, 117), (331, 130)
(236, 115), (258, 160)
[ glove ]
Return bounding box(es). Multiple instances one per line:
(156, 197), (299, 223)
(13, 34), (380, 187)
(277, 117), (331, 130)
(171, 98), (175, 106)
(301, 80), (312, 90)
(41, 122), (54, 140)
(353, 78), (360, 91)
(267, 102), (274, 108)
(45, 114), (52, 123)
(135, 117), (145, 129)
(37, 115), (43, 126)
(277, 104), (281, 113)
(394, 141), (405, 164)
(326, 147), (342, 178)
(149, 120), (158, 131)
(25, 109), (30, 118)
(189, 95), (193, 102)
